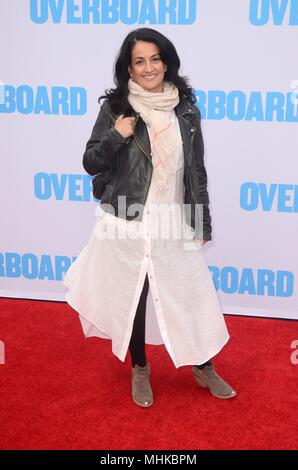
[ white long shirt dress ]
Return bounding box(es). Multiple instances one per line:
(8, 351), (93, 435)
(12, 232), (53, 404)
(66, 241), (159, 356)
(63, 111), (230, 368)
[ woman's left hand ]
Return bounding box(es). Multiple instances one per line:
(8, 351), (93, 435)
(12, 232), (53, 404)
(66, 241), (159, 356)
(195, 239), (208, 247)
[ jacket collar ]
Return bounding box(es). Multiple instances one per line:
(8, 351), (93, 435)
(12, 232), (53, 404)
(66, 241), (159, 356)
(174, 96), (197, 117)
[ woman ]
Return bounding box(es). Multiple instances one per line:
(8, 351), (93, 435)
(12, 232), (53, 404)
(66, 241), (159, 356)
(63, 27), (236, 407)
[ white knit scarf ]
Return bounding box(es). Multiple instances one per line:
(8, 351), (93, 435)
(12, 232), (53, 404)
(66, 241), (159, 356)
(127, 78), (180, 190)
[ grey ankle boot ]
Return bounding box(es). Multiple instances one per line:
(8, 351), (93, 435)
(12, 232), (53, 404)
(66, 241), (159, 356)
(192, 362), (236, 399)
(132, 363), (153, 407)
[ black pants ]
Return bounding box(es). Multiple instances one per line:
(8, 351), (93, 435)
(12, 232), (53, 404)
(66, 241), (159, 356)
(128, 273), (211, 369)
(129, 273), (149, 367)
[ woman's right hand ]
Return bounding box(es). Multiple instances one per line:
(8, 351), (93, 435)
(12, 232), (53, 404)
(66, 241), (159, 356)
(114, 114), (136, 139)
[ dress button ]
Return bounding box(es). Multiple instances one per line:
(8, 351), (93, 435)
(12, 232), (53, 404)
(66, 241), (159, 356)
(155, 298), (158, 302)
(146, 254), (149, 258)
(147, 210), (150, 215)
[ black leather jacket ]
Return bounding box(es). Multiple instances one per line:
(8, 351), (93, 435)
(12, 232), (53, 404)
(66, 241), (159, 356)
(83, 96), (212, 240)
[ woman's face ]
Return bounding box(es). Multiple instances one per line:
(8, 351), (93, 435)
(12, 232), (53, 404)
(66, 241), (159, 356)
(128, 41), (167, 93)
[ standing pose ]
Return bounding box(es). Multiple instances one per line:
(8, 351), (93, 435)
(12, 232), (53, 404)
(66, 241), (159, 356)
(63, 28), (236, 407)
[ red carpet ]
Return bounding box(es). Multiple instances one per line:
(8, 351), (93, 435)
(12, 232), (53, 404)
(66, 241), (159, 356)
(0, 298), (297, 450)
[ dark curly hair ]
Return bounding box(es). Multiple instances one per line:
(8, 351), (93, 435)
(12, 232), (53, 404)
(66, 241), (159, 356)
(98, 27), (197, 115)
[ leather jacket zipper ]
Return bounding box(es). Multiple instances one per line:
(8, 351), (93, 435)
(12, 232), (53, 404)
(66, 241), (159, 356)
(134, 134), (152, 162)
(133, 113), (152, 163)
(133, 112), (153, 207)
